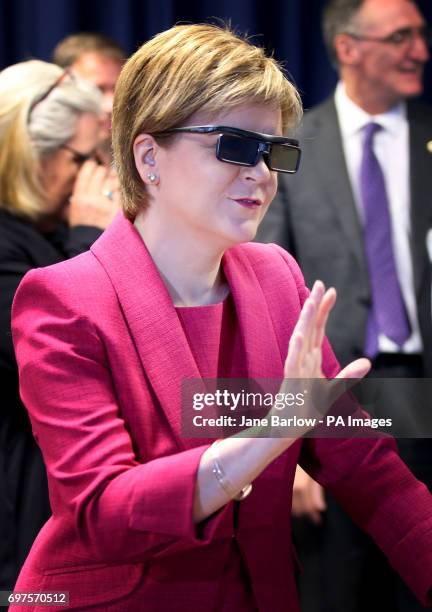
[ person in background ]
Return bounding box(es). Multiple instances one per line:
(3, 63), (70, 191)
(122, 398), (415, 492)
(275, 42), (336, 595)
(256, 1), (432, 610)
(0, 60), (120, 590)
(52, 32), (125, 164)
(9, 24), (432, 612)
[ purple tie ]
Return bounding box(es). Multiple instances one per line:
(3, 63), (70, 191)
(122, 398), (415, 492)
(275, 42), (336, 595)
(359, 122), (411, 358)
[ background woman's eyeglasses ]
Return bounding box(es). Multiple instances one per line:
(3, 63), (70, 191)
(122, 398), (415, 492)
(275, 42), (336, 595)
(60, 144), (99, 165)
(157, 125), (302, 174)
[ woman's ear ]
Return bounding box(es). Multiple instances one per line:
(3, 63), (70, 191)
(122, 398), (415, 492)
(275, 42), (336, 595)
(133, 134), (160, 186)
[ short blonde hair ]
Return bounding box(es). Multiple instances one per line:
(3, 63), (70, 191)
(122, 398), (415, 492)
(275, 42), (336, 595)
(0, 60), (101, 220)
(112, 23), (302, 220)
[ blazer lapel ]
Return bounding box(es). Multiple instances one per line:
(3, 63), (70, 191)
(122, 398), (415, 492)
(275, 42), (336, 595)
(91, 214), (203, 448)
(222, 246), (285, 379)
(308, 98), (366, 270)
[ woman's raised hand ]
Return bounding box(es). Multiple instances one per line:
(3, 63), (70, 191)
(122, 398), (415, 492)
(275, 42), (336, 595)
(272, 281), (371, 435)
(284, 280), (370, 380)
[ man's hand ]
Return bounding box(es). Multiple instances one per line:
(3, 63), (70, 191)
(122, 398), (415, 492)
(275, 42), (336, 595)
(292, 465), (326, 524)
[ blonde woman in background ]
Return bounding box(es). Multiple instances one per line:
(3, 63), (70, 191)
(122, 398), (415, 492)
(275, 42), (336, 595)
(0, 60), (120, 590)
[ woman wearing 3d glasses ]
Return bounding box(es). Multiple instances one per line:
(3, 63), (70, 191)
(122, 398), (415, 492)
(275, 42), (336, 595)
(11, 24), (432, 611)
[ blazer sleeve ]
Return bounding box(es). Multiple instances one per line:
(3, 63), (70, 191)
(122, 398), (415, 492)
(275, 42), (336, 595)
(269, 244), (432, 606)
(12, 267), (230, 565)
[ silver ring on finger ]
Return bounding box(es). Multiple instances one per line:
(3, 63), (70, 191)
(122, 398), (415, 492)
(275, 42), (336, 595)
(102, 188), (114, 201)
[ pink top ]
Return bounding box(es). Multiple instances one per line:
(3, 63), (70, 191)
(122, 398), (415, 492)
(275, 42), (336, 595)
(176, 293), (248, 378)
(176, 295), (257, 610)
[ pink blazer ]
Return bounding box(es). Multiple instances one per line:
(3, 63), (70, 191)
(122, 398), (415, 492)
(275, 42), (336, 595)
(11, 213), (432, 611)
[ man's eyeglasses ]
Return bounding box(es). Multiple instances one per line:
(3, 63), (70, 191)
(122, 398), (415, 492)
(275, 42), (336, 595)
(156, 125), (301, 174)
(345, 25), (432, 48)
(28, 69), (72, 121)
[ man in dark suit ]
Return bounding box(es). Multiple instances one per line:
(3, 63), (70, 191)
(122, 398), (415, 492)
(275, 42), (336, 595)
(257, 1), (432, 610)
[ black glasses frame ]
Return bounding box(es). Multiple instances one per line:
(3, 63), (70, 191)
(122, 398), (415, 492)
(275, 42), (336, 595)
(60, 144), (98, 165)
(345, 25), (432, 47)
(156, 125), (301, 174)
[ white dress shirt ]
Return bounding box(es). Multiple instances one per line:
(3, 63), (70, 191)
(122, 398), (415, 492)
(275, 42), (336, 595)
(334, 82), (422, 353)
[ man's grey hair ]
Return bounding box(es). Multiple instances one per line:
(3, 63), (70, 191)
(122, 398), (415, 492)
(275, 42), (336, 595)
(322, 0), (364, 66)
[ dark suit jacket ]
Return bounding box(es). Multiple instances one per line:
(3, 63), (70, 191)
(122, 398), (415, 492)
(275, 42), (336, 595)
(256, 97), (432, 374)
(0, 208), (101, 589)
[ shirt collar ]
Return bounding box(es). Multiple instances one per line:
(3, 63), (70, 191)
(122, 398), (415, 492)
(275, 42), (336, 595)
(334, 81), (407, 138)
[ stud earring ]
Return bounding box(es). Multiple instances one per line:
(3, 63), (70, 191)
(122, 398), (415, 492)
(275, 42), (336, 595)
(147, 172), (158, 183)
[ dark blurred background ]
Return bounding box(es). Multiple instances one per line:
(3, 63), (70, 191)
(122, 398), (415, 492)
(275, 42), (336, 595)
(1, 0), (432, 109)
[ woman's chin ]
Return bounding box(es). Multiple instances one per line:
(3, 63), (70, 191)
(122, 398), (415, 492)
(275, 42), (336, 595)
(230, 220), (260, 245)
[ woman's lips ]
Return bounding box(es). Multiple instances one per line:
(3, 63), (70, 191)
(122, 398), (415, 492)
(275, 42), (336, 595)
(233, 198), (262, 208)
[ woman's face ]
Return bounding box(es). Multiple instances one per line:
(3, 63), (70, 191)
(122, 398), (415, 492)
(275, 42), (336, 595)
(39, 112), (101, 224)
(140, 103), (281, 252)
